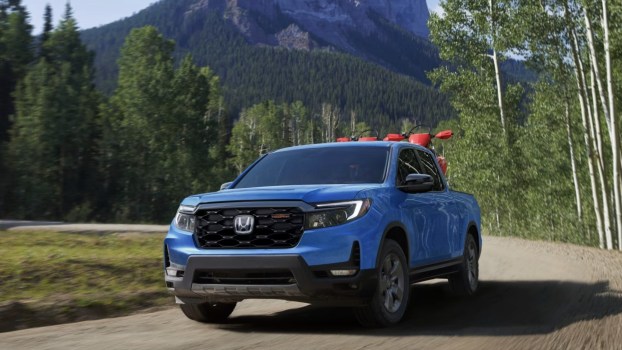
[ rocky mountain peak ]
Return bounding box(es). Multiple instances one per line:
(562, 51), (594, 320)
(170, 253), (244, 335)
(276, 0), (429, 38)
(185, 0), (430, 53)
(276, 24), (318, 51)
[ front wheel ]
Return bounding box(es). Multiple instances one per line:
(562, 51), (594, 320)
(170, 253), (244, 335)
(449, 234), (479, 296)
(180, 302), (237, 323)
(354, 239), (410, 327)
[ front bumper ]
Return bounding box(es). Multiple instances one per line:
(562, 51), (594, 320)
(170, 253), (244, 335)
(164, 199), (390, 305)
(165, 254), (377, 306)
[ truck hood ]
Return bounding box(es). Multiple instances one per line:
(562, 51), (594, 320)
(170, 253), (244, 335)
(182, 184), (380, 207)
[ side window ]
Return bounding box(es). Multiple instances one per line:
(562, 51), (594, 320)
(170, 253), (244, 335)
(397, 148), (424, 185)
(416, 150), (444, 191)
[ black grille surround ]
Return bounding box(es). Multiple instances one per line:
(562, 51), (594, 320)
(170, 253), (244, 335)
(194, 207), (305, 249)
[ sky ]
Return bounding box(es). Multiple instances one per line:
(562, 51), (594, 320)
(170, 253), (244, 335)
(23, 0), (442, 33)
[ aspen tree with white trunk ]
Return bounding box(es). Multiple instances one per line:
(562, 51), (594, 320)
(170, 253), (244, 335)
(406, 0), (622, 248)
(567, 23), (606, 247)
(488, 0), (507, 136)
(581, 1), (621, 249)
(428, 0), (513, 140)
(599, 0), (622, 250)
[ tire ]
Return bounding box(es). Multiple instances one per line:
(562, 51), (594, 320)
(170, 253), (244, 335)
(449, 234), (479, 296)
(180, 302), (237, 323)
(354, 239), (410, 327)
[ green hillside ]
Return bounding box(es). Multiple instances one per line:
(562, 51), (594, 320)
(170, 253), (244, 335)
(80, 0), (453, 128)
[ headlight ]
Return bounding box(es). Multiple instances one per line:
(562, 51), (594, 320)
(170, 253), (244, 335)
(305, 199), (371, 229)
(174, 205), (196, 232)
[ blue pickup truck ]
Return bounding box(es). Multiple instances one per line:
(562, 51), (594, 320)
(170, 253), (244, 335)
(164, 141), (481, 327)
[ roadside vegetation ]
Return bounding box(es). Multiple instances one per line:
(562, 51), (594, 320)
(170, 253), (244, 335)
(0, 230), (170, 332)
(427, 0), (622, 251)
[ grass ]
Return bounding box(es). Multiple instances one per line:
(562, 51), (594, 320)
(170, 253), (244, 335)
(0, 230), (173, 331)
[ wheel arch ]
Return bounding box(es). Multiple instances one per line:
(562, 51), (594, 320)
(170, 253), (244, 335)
(466, 221), (481, 257)
(380, 222), (410, 264)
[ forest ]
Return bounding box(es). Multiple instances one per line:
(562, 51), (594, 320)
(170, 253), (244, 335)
(78, 0), (452, 127)
(0, 0), (621, 250)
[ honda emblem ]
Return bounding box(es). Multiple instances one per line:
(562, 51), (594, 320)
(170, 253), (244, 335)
(234, 215), (255, 234)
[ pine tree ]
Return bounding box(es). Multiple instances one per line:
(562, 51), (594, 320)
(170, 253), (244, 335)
(5, 5), (100, 219)
(39, 4), (52, 59)
(0, 0), (32, 144)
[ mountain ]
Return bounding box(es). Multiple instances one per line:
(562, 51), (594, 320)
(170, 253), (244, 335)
(278, 0), (430, 38)
(81, 0), (451, 127)
(195, 0), (430, 49)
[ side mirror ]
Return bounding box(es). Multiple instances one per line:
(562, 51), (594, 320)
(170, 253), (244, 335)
(398, 174), (434, 193)
(220, 182), (232, 190)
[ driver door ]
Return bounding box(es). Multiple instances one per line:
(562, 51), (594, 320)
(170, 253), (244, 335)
(396, 148), (453, 266)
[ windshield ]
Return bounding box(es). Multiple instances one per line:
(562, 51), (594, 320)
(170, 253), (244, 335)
(233, 146), (389, 189)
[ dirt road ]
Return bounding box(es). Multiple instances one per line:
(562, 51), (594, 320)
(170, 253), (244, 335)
(0, 220), (168, 233)
(1, 236), (621, 350)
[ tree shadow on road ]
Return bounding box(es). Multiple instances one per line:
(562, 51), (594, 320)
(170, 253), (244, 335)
(220, 280), (622, 336)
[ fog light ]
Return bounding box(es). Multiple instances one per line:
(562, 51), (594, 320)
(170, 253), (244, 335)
(166, 268), (184, 277)
(329, 269), (358, 276)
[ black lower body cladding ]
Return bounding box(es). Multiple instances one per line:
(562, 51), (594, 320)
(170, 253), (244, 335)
(166, 254), (377, 306)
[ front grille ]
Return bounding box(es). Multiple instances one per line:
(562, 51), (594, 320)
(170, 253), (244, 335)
(194, 207), (305, 248)
(194, 271), (296, 285)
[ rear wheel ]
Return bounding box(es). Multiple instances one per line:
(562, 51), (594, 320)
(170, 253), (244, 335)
(354, 239), (409, 327)
(180, 302), (237, 323)
(449, 234), (479, 296)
